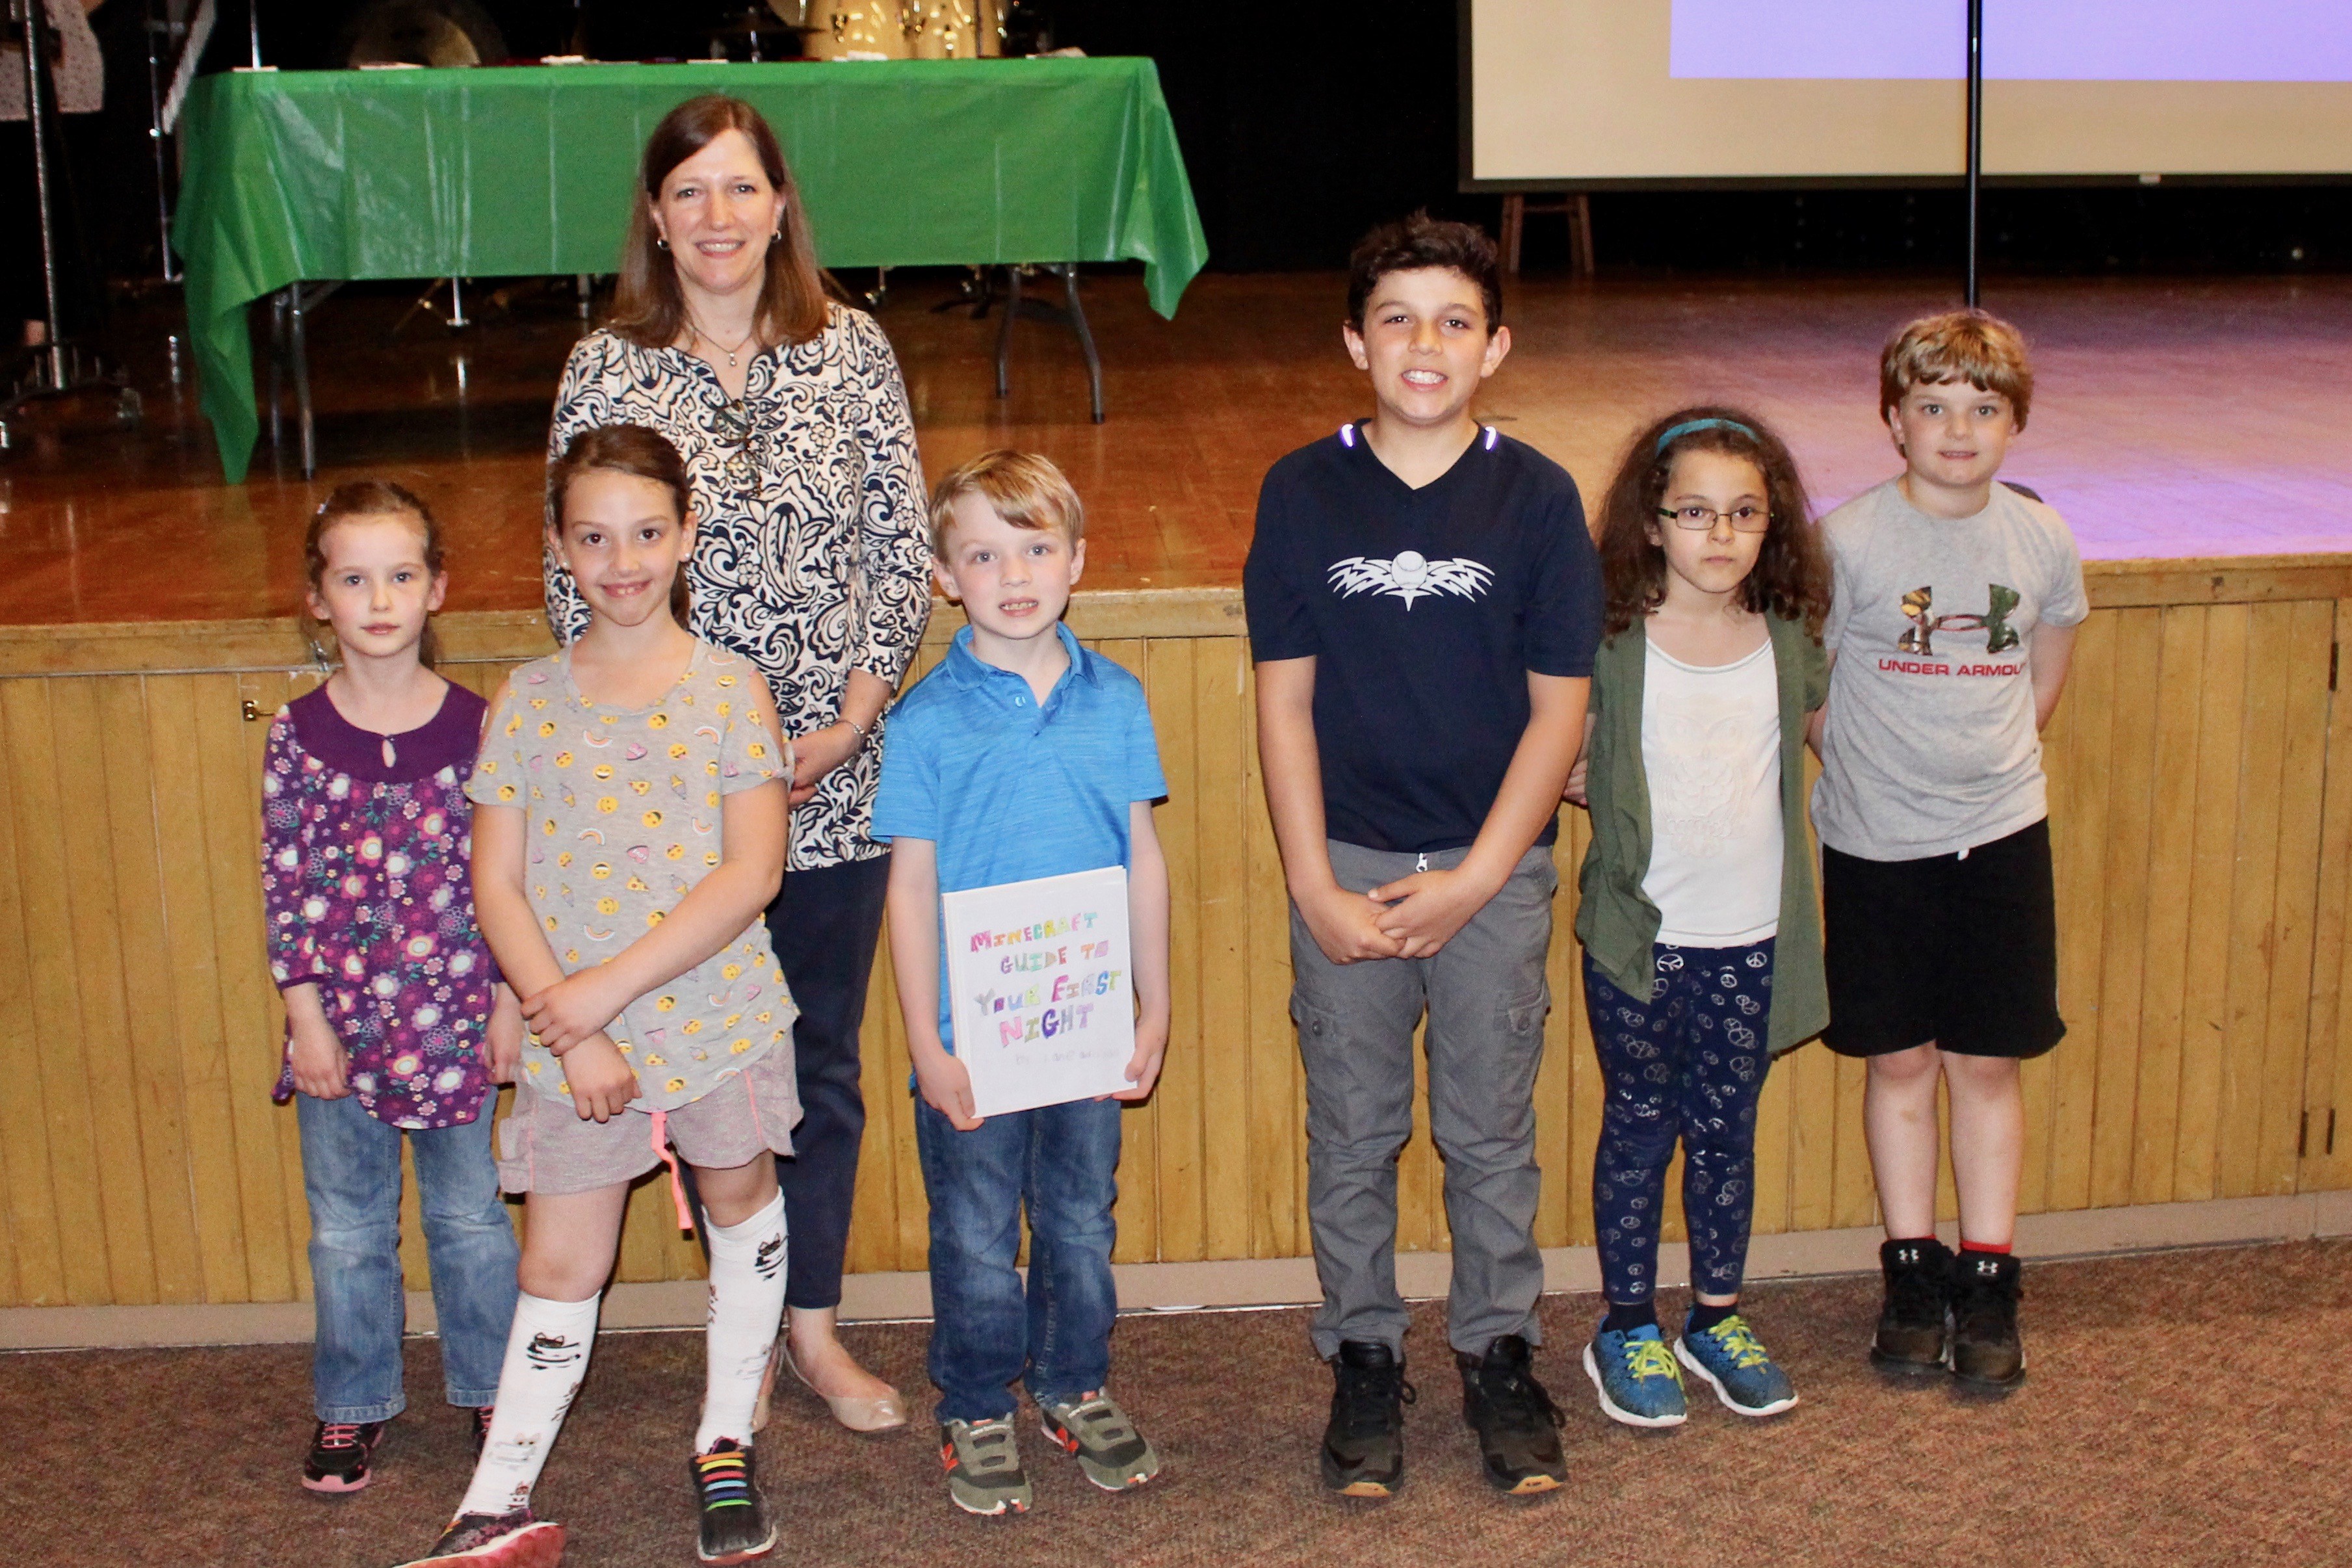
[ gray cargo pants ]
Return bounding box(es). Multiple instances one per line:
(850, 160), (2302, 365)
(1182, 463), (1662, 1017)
(1291, 839), (1556, 1361)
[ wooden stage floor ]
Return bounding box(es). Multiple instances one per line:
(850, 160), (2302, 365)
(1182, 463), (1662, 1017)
(7, 268), (2351, 627)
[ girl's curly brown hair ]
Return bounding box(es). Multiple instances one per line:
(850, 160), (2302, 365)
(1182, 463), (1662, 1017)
(1595, 405), (1833, 639)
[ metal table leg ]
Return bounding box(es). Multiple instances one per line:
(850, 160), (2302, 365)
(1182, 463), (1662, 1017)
(280, 281), (343, 478)
(989, 263), (1106, 424)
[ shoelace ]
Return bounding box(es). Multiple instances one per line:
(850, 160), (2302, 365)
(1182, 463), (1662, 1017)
(1701, 1316), (1772, 1371)
(1621, 1337), (1682, 1383)
(1888, 1254), (1947, 1322)
(694, 1446), (755, 1513)
(1336, 1364), (1417, 1435)
(1478, 1365), (1566, 1433)
(316, 1422), (365, 1452)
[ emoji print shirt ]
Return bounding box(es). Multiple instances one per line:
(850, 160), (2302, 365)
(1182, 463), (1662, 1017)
(1814, 479), (2089, 860)
(469, 640), (799, 1114)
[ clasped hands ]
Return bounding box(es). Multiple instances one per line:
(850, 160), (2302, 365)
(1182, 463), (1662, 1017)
(1296, 862), (1500, 966)
(519, 966), (643, 1123)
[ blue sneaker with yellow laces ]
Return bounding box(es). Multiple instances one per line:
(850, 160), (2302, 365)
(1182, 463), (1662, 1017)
(1582, 1322), (1687, 1428)
(1677, 1312), (1799, 1418)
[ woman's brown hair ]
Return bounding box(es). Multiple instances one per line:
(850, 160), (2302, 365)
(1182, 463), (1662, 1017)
(1595, 406), (1833, 639)
(608, 95), (830, 353)
(304, 480), (447, 668)
(547, 425), (697, 627)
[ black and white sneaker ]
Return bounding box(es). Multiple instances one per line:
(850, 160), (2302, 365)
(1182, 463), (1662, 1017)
(1457, 1335), (1567, 1496)
(1869, 1238), (1952, 1375)
(1321, 1340), (1415, 1498)
(391, 1509), (564, 1567)
(691, 1439), (777, 1563)
(301, 1418), (387, 1493)
(1949, 1251), (2028, 1392)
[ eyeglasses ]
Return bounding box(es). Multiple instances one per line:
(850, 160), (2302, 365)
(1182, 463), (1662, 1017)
(712, 399), (756, 490)
(1655, 504), (1771, 534)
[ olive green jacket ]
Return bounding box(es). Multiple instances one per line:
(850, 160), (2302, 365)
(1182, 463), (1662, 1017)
(1573, 612), (1831, 1056)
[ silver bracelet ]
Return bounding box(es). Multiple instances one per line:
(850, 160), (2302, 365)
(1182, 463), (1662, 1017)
(843, 714), (872, 743)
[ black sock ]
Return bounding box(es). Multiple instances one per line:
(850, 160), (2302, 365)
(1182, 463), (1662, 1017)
(1602, 1300), (1656, 1335)
(1686, 1300), (1738, 1335)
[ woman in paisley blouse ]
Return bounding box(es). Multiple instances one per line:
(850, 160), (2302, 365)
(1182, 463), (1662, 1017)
(547, 94), (930, 1431)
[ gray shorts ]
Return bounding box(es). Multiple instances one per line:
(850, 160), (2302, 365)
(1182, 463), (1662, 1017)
(496, 1045), (800, 1196)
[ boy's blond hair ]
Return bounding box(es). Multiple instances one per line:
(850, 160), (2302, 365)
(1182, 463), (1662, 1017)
(1879, 309), (2034, 430)
(927, 449), (1086, 558)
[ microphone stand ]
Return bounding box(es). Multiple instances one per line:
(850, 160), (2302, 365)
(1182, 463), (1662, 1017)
(1965, 0), (1983, 307)
(1, 0), (142, 451)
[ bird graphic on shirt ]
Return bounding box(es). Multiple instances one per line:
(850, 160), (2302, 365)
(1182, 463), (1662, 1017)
(1326, 551), (1494, 609)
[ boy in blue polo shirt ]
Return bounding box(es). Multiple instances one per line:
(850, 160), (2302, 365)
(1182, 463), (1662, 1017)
(874, 449), (1173, 1518)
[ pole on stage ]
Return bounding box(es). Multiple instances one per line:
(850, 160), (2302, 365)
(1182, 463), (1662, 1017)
(18, 0), (68, 392)
(1965, 0), (1983, 307)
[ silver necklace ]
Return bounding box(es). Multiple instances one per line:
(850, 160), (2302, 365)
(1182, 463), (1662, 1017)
(688, 315), (759, 369)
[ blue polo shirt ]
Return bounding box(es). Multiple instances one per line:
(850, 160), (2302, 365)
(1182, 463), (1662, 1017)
(872, 621), (1168, 1051)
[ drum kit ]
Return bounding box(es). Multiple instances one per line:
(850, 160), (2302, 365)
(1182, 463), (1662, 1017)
(711, 1), (1006, 61)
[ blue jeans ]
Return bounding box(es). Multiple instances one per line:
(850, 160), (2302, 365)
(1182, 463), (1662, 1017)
(298, 1091), (520, 1421)
(914, 1095), (1122, 1424)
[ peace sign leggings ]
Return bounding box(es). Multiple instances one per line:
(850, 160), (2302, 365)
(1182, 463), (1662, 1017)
(1582, 939), (1776, 1307)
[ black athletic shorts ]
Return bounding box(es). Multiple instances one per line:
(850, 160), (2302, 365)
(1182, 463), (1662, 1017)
(1819, 817), (2065, 1060)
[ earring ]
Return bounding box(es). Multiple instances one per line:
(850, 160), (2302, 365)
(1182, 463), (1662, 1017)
(771, 228), (782, 242)
(656, 237), (670, 251)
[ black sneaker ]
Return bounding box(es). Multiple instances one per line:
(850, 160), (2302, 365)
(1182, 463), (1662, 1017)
(302, 1418), (387, 1493)
(1869, 1238), (1952, 1375)
(1321, 1340), (1415, 1498)
(1949, 1251), (2027, 1392)
(1457, 1335), (1567, 1496)
(691, 1439), (777, 1564)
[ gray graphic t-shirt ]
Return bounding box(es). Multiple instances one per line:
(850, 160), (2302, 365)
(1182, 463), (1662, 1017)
(1813, 478), (2089, 860)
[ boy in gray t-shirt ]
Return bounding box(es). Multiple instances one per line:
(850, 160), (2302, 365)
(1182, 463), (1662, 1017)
(1811, 310), (2086, 1395)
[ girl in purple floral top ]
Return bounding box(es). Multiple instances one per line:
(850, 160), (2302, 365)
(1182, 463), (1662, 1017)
(262, 482), (522, 1498)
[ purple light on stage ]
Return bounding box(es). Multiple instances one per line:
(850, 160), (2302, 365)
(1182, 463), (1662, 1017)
(1669, 1), (2352, 82)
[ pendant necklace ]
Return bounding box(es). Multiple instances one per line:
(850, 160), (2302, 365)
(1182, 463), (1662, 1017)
(690, 315), (758, 370)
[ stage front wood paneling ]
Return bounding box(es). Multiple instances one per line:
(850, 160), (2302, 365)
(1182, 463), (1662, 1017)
(5, 561), (2352, 1310)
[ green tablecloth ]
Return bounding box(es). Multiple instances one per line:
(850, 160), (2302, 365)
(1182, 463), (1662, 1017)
(172, 58), (1209, 482)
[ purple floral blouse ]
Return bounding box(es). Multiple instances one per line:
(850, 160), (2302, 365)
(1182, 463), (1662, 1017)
(263, 684), (501, 1129)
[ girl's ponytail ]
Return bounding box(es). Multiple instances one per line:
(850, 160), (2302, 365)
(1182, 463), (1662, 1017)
(306, 480), (448, 668)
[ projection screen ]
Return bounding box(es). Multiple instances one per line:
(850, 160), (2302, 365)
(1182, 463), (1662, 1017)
(1465, 1), (2352, 186)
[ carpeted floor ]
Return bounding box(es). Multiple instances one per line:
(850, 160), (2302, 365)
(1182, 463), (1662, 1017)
(8, 1240), (2347, 1567)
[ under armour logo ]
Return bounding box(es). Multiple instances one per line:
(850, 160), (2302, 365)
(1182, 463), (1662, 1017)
(1896, 584), (2020, 656)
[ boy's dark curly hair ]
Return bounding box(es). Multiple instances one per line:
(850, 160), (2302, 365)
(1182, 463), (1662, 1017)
(1346, 211), (1502, 333)
(1595, 405), (1834, 639)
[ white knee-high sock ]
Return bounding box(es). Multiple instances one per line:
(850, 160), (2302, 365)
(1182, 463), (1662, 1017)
(695, 1191), (788, 1453)
(458, 1290), (601, 1517)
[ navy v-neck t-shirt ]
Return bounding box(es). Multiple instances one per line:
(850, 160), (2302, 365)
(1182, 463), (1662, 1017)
(1243, 422), (1602, 855)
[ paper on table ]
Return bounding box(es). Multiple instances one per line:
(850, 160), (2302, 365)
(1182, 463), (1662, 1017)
(941, 865), (1134, 1118)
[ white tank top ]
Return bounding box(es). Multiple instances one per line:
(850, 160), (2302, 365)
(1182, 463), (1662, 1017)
(1639, 635), (1783, 947)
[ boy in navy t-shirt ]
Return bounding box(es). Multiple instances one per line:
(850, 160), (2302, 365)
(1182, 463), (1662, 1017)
(1244, 214), (1602, 1498)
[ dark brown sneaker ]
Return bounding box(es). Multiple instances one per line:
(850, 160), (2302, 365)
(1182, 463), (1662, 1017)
(1457, 1335), (1567, 1496)
(1869, 1238), (1952, 1374)
(1321, 1340), (1414, 1498)
(1948, 1250), (2027, 1392)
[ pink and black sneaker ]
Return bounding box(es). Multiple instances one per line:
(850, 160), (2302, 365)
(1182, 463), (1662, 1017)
(301, 1418), (387, 1493)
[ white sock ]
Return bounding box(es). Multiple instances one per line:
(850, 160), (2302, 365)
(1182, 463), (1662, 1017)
(458, 1290), (601, 1518)
(694, 1191), (789, 1453)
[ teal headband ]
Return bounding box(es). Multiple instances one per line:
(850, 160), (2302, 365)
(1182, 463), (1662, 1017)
(1654, 417), (1758, 454)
